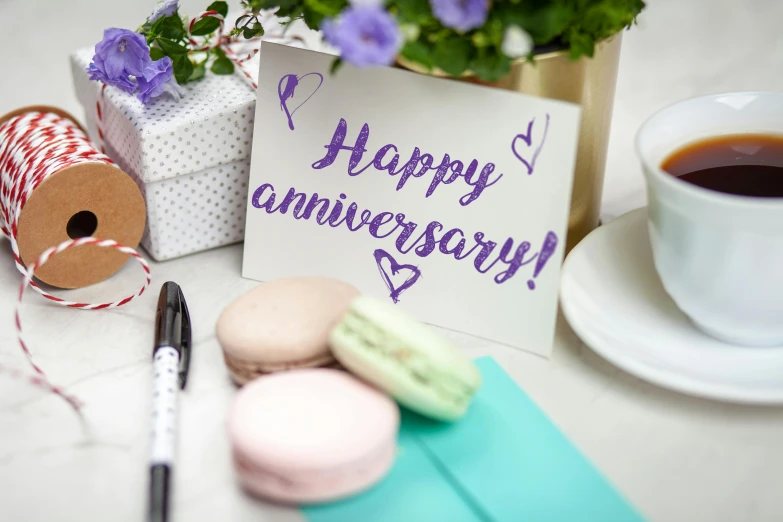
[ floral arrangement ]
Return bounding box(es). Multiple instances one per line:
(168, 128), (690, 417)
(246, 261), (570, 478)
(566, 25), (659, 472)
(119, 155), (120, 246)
(264, 0), (646, 79)
(87, 0), (645, 104)
(87, 0), (265, 103)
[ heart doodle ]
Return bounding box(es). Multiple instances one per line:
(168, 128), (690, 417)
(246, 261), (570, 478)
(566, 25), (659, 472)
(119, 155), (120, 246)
(511, 113), (551, 175)
(277, 72), (324, 131)
(373, 249), (422, 304)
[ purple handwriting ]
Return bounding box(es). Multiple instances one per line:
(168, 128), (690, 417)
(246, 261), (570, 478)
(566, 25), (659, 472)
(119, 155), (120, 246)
(311, 118), (503, 206)
(511, 114), (550, 175)
(526, 232), (557, 289)
(251, 183), (557, 288)
(373, 248), (422, 303)
(277, 72), (324, 131)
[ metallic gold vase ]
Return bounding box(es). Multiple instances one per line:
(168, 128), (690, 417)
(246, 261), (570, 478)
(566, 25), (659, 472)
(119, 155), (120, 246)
(399, 35), (623, 253)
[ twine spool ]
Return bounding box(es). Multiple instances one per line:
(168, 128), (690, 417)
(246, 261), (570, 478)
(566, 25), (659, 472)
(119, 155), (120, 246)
(0, 106), (151, 409)
(0, 105), (146, 287)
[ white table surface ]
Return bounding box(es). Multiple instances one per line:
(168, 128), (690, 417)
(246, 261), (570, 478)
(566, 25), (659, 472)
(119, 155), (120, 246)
(2, 1), (783, 521)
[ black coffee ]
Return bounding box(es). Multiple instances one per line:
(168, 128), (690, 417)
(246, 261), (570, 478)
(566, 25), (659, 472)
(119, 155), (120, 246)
(661, 134), (783, 197)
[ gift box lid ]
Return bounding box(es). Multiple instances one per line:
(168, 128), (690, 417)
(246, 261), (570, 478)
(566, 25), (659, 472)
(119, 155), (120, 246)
(70, 47), (259, 184)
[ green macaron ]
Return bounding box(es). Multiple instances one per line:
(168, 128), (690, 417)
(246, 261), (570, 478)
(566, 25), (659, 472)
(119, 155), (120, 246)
(329, 296), (482, 422)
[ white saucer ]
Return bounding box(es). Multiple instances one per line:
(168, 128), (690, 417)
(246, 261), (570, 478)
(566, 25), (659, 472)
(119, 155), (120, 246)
(560, 208), (783, 404)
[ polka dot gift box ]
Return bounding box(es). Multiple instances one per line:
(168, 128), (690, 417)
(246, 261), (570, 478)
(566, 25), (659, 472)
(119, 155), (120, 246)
(69, 29), (325, 261)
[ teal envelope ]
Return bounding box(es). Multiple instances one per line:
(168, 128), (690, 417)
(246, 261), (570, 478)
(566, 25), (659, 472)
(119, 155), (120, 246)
(304, 357), (644, 522)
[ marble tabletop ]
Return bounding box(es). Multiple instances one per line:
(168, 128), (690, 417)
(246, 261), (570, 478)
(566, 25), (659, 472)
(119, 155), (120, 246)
(2, 1), (783, 521)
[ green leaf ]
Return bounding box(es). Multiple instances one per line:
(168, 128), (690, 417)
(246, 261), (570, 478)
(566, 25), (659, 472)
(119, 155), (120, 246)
(484, 18), (504, 46)
(274, 0), (307, 10)
(139, 20), (153, 37)
(272, 0), (307, 26)
(566, 31), (595, 59)
(433, 37), (472, 77)
(172, 55), (194, 84)
(206, 1), (229, 17)
(400, 40), (434, 70)
(157, 14), (186, 40)
(302, 6), (326, 28)
(492, 4), (571, 45)
(277, 7), (303, 22)
(156, 37), (188, 55)
(395, 0), (433, 24)
(149, 13), (167, 34)
(243, 24), (265, 39)
(211, 56), (235, 75)
(304, 0), (347, 17)
(560, 0), (645, 60)
(245, 0), (288, 10)
(329, 58), (343, 75)
(190, 15), (222, 36)
(188, 61), (207, 82)
(149, 46), (166, 61)
(469, 52), (511, 82)
(245, 0), (268, 10)
(241, 0), (300, 21)
(471, 32), (490, 48)
(525, 5), (573, 43)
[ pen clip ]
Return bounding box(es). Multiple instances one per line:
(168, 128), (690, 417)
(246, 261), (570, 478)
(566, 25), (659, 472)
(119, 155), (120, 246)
(177, 286), (191, 390)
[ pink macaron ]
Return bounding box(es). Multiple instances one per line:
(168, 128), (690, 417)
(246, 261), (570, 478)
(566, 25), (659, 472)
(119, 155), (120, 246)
(228, 368), (399, 504)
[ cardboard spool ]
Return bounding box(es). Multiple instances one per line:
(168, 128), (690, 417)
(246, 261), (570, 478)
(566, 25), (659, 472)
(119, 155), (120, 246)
(0, 105), (146, 289)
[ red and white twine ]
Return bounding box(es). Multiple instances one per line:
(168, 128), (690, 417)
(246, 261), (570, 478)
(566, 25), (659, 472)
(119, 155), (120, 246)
(187, 10), (260, 89)
(94, 84), (108, 154)
(0, 111), (151, 410)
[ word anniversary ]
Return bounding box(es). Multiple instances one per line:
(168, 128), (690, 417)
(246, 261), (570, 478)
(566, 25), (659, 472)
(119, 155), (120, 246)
(251, 183), (555, 286)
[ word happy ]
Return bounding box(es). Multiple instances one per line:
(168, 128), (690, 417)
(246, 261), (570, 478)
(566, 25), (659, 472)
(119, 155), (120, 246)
(311, 118), (504, 206)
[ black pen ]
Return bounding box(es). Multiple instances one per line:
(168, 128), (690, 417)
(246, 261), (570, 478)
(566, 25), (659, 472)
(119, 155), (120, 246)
(150, 282), (191, 522)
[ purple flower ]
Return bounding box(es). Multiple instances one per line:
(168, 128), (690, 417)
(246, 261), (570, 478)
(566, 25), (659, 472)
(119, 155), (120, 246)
(430, 0), (488, 32)
(322, 7), (402, 67)
(87, 28), (150, 91)
(87, 62), (137, 93)
(137, 56), (186, 103)
(149, 0), (179, 23)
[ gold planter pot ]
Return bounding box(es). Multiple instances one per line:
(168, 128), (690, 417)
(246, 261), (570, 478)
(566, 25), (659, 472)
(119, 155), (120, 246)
(399, 35), (623, 253)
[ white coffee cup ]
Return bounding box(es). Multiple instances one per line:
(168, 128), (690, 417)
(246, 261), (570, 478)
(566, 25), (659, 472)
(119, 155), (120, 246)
(636, 91), (783, 346)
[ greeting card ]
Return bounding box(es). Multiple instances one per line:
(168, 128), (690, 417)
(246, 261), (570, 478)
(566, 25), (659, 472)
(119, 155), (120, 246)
(243, 43), (581, 355)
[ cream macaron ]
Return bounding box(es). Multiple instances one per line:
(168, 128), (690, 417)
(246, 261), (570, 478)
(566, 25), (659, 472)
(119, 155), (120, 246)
(216, 277), (359, 384)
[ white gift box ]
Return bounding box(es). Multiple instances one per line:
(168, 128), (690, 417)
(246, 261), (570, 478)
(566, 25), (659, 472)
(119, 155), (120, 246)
(69, 20), (327, 260)
(70, 47), (257, 261)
